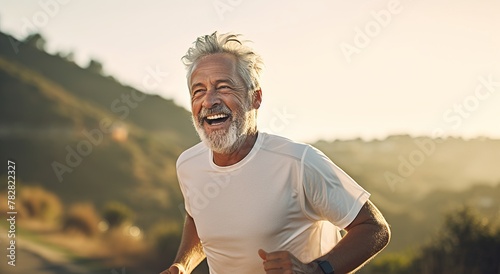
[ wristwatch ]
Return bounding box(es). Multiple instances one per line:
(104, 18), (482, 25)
(317, 260), (335, 274)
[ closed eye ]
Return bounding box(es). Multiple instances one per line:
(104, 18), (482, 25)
(192, 89), (205, 97)
(193, 88), (205, 95)
(217, 85), (232, 90)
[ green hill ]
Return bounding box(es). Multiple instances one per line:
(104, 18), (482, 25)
(0, 32), (198, 144)
(0, 30), (498, 264)
(0, 32), (198, 229)
(314, 136), (500, 252)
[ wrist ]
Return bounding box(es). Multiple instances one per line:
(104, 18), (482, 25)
(171, 263), (187, 273)
(316, 260), (335, 274)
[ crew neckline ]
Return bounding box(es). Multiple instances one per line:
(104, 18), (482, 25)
(209, 132), (265, 171)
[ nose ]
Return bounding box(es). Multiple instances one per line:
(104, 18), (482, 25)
(202, 88), (221, 109)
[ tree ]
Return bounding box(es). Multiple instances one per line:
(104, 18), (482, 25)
(410, 206), (500, 274)
(366, 206), (500, 274)
(24, 33), (46, 50)
(62, 203), (101, 237)
(57, 51), (75, 62)
(86, 58), (103, 74)
(102, 201), (134, 229)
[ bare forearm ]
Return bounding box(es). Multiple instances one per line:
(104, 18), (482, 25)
(324, 223), (389, 273)
(319, 201), (391, 273)
(173, 241), (204, 273)
(258, 219), (390, 274)
(172, 215), (206, 273)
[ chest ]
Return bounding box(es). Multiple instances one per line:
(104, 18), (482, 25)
(187, 162), (303, 247)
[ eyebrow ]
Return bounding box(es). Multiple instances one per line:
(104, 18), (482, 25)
(191, 82), (205, 92)
(213, 79), (236, 86)
(190, 78), (237, 91)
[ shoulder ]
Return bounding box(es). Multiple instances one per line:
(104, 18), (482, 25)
(260, 132), (312, 161)
(176, 142), (208, 169)
(261, 133), (330, 161)
(259, 133), (333, 168)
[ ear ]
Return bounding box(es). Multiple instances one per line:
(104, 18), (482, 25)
(252, 89), (262, 110)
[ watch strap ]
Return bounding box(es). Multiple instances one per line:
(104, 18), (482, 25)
(317, 260), (335, 274)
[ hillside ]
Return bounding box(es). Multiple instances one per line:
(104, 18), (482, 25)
(314, 136), (500, 198)
(0, 32), (198, 145)
(314, 136), (500, 252)
(0, 32), (198, 229)
(0, 30), (498, 270)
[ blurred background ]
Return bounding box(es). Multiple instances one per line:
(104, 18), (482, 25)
(0, 1), (499, 273)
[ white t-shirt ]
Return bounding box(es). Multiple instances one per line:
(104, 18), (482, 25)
(177, 132), (370, 274)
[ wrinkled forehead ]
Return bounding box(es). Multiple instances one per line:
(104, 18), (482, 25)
(189, 53), (240, 85)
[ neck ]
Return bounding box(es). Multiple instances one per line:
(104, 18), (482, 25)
(212, 131), (258, 166)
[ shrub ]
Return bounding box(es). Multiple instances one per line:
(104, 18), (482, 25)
(410, 206), (500, 274)
(18, 185), (63, 224)
(148, 220), (182, 261)
(62, 203), (101, 237)
(368, 206), (500, 274)
(102, 201), (134, 229)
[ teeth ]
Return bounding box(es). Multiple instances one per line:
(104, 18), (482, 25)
(206, 114), (228, 120)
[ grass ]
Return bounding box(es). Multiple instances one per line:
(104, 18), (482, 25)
(0, 219), (109, 272)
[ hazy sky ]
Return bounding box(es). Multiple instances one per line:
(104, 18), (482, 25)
(2, 0), (499, 142)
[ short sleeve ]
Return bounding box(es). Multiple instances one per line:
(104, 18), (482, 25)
(300, 145), (370, 229)
(176, 163), (193, 217)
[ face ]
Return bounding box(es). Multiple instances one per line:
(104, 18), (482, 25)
(189, 53), (261, 154)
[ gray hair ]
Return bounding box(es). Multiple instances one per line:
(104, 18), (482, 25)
(182, 32), (264, 95)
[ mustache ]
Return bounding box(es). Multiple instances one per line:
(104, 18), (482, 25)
(198, 104), (232, 120)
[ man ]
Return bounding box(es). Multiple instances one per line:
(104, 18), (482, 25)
(161, 32), (390, 274)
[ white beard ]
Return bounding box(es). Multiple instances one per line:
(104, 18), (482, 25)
(193, 107), (256, 154)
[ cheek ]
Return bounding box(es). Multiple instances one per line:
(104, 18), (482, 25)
(191, 100), (202, 115)
(227, 93), (250, 111)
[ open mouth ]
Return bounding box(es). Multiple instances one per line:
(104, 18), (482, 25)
(204, 113), (230, 126)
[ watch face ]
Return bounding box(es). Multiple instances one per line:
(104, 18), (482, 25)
(318, 260), (335, 274)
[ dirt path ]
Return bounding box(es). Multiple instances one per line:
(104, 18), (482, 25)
(0, 227), (108, 274)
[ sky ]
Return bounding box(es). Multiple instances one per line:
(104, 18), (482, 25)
(1, 0), (499, 142)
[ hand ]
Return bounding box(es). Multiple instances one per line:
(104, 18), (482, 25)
(258, 249), (320, 274)
(159, 264), (185, 274)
